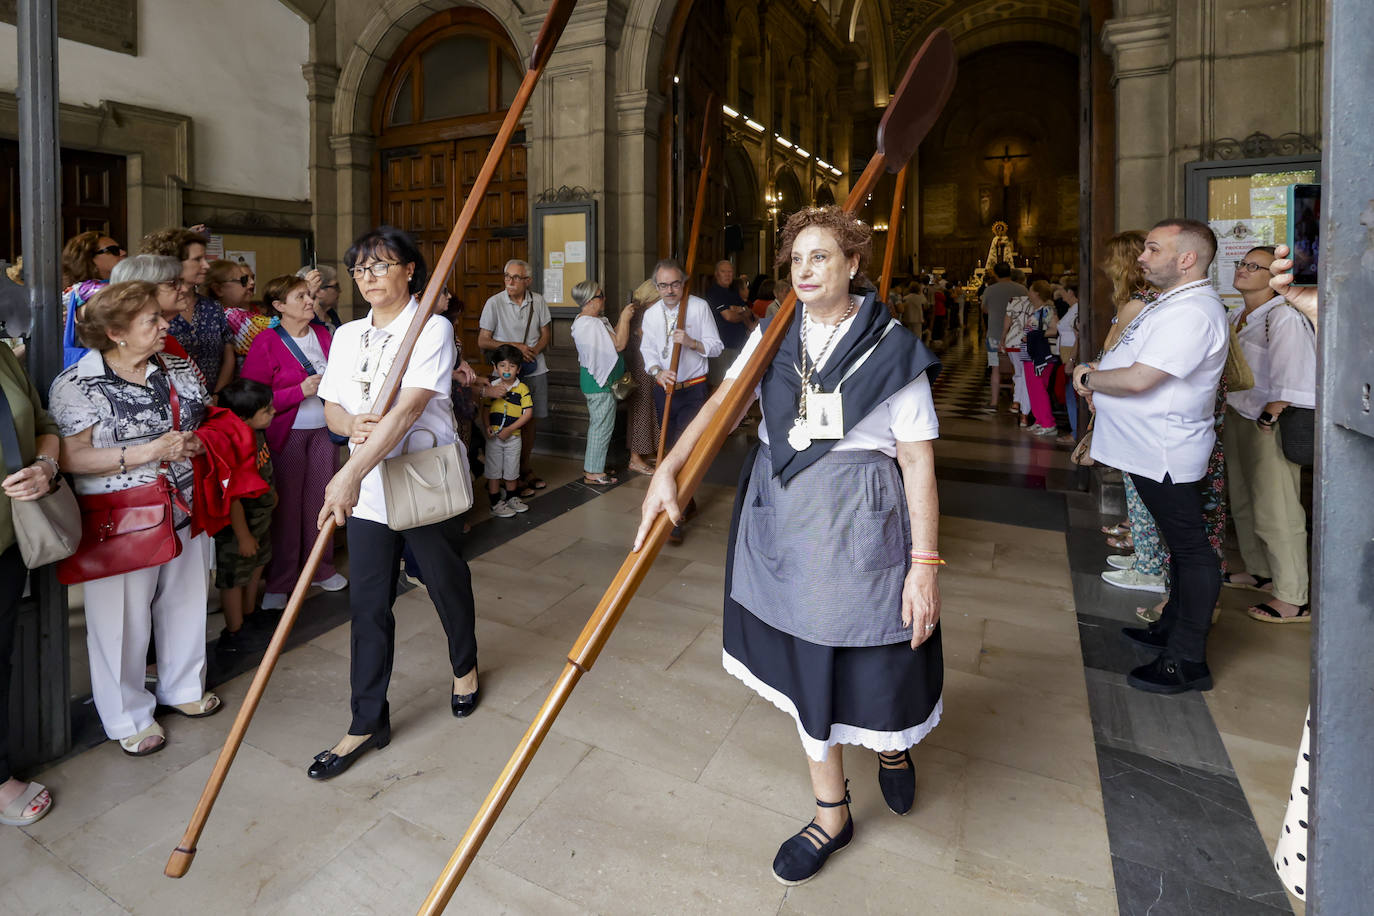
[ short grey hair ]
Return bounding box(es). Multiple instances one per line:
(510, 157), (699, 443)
(110, 254), (180, 285)
(652, 258), (684, 280)
(297, 264), (337, 284)
(504, 259), (531, 276)
(570, 279), (601, 308)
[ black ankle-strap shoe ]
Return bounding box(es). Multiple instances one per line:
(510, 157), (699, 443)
(1127, 653), (1213, 694)
(772, 781), (853, 886)
(878, 749), (915, 815)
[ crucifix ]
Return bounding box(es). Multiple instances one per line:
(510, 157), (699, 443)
(984, 144), (1030, 220)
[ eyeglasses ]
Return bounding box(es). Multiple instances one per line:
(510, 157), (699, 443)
(94, 244), (124, 258)
(158, 278), (189, 290)
(591, 292), (605, 301)
(504, 272), (531, 282)
(655, 279), (684, 291)
(349, 261), (401, 279)
(1234, 259), (1270, 273)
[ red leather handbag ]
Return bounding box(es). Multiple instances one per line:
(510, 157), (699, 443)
(57, 367), (191, 585)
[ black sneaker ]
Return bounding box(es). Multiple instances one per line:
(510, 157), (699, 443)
(1121, 622), (1170, 650)
(245, 608), (284, 633)
(1127, 653), (1213, 694)
(217, 626), (270, 655)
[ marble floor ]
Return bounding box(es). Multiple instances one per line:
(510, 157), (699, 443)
(2, 330), (1309, 915)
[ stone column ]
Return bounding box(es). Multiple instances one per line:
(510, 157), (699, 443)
(303, 62), (340, 271)
(329, 132), (375, 313)
(1101, 12), (1174, 228)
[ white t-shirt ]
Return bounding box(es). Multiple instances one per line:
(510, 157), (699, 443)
(725, 315), (939, 455)
(1225, 296), (1317, 420)
(1058, 303), (1079, 352)
(289, 326), (328, 430)
(318, 297), (458, 525)
(1089, 282), (1227, 483)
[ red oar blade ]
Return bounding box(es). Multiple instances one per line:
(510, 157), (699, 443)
(877, 28), (957, 173)
(528, 0), (578, 72)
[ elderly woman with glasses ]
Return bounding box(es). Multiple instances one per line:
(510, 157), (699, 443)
(60, 231), (127, 369)
(110, 255), (205, 384)
(570, 280), (634, 485)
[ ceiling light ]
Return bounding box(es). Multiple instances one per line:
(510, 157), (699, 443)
(775, 136), (793, 148)
(745, 119), (764, 132)
(830, 167), (842, 177)
(795, 147), (810, 158)
(722, 104), (740, 118)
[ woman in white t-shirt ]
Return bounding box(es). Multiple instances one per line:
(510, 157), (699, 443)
(636, 207), (943, 886)
(241, 275), (346, 609)
(306, 227), (478, 781)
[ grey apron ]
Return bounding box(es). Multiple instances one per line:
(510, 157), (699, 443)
(730, 443), (913, 647)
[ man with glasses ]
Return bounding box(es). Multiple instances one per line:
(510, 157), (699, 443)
(479, 259), (552, 493)
(639, 259), (723, 543)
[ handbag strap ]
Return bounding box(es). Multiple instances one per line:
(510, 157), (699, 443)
(274, 324), (320, 376)
(0, 384), (24, 476)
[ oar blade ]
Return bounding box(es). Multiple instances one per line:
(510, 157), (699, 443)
(877, 27), (957, 173)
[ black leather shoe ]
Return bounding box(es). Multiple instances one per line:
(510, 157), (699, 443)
(772, 782), (853, 886)
(451, 686), (480, 718)
(877, 749), (915, 815)
(668, 525), (684, 545)
(1127, 653), (1213, 694)
(307, 726), (391, 780)
(1121, 622), (1170, 650)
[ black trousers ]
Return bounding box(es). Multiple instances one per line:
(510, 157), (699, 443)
(345, 515), (476, 735)
(0, 545), (27, 784)
(1129, 472), (1223, 663)
(652, 380), (708, 451)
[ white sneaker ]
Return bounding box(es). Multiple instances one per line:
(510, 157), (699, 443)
(261, 592), (288, 610)
(506, 496), (530, 513)
(314, 573), (348, 591)
(491, 499), (516, 518)
(1106, 554), (1135, 570)
(1101, 568), (1166, 593)
(1030, 424), (1058, 437)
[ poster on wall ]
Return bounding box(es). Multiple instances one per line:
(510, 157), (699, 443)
(206, 235), (226, 260)
(565, 241), (586, 263)
(543, 268), (564, 304)
(549, 251), (565, 268)
(1209, 219), (1273, 307)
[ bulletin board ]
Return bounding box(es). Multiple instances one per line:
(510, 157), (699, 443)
(531, 201), (597, 307)
(208, 232), (312, 287)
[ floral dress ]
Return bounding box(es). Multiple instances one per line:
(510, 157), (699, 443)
(168, 296), (233, 388)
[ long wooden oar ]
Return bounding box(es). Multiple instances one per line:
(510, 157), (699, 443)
(655, 94), (716, 464)
(414, 29), (957, 914)
(878, 164), (909, 311)
(162, 0), (579, 879)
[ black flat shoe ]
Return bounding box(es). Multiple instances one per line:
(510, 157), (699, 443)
(307, 726), (391, 780)
(452, 686), (480, 718)
(1121, 622), (1170, 650)
(877, 749), (915, 815)
(1127, 653), (1213, 694)
(772, 782), (853, 886)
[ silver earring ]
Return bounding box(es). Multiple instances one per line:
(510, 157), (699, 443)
(118, 340), (127, 347)
(850, 271), (856, 279)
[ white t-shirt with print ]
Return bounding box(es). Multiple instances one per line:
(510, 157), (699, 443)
(318, 297), (457, 525)
(1089, 281), (1227, 483)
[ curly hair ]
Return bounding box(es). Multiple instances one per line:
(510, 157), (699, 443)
(140, 227), (209, 262)
(1101, 230), (1148, 309)
(774, 206), (873, 290)
(61, 231), (106, 287)
(78, 281), (160, 351)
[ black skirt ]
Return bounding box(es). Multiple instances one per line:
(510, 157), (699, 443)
(723, 444), (944, 761)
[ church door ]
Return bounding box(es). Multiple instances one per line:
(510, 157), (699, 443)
(372, 8), (527, 367)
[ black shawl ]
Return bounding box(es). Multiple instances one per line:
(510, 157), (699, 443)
(759, 290), (941, 484)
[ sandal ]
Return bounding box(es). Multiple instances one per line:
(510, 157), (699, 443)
(0, 781), (53, 827)
(772, 781), (853, 886)
(1246, 602), (1311, 624)
(1223, 572), (1273, 592)
(119, 722), (166, 757)
(162, 693), (222, 719)
(1106, 536), (1134, 551)
(627, 462), (655, 476)
(582, 474), (618, 487)
(1100, 523), (1130, 537)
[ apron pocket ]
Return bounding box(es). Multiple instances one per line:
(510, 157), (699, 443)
(851, 508), (905, 572)
(740, 505), (781, 571)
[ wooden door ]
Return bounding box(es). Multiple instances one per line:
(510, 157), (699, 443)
(378, 137), (527, 370)
(0, 140), (127, 264)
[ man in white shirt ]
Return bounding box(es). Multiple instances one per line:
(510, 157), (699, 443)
(639, 258), (723, 543)
(1222, 245), (1316, 623)
(479, 259), (551, 493)
(1074, 219), (1227, 695)
(1057, 282), (1080, 439)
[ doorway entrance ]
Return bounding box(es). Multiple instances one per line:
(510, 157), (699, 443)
(0, 140), (127, 263)
(371, 8), (528, 366)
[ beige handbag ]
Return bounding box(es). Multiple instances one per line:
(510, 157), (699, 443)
(0, 387), (81, 567)
(381, 428), (473, 531)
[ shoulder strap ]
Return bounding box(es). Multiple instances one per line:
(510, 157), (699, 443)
(158, 356), (181, 431)
(0, 385), (23, 476)
(274, 325), (320, 376)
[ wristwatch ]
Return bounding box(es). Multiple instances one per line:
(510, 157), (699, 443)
(1080, 371), (1092, 391)
(649, 366), (661, 378)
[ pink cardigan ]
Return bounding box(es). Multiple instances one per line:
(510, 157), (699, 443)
(241, 322), (333, 452)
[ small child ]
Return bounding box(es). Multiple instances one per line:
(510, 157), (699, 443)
(214, 379), (278, 653)
(484, 345), (533, 518)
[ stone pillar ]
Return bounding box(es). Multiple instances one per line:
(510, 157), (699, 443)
(303, 61), (340, 271)
(1101, 12), (1175, 229)
(329, 132), (375, 312)
(614, 88), (666, 297)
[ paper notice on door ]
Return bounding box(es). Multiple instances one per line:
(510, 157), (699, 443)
(549, 251), (565, 268)
(543, 268), (564, 303)
(565, 241), (586, 263)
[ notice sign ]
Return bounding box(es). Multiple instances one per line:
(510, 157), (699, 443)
(543, 268), (564, 304)
(549, 251), (565, 268)
(565, 241), (586, 263)
(1209, 218), (1273, 306)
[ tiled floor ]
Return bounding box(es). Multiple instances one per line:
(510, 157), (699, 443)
(3, 329), (1309, 914)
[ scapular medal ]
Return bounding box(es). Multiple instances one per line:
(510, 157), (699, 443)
(788, 418), (812, 451)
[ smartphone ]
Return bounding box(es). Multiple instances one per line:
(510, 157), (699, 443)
(1286, 184), (1320, 287)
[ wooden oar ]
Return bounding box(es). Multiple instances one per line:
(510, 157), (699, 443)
(877, 164), (909, 312)
(655, 94), (717, 464)
(413, 28), (957, 914)
(162, 0), (579, 879)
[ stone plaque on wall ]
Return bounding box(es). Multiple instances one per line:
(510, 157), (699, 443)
(0, 0), (137, 56)
(922, 183), (957, 236)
